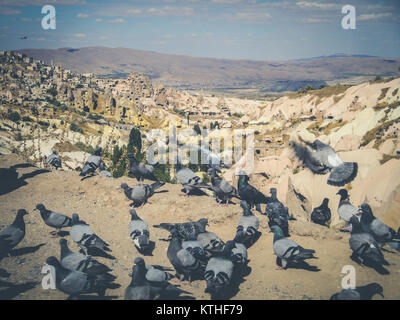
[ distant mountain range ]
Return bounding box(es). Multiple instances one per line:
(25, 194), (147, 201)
(19, 47), (400, 92)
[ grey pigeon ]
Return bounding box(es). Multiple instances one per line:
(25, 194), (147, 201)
(99, 163), (113, 178)
(0, 209), (28, 255)
(360, 203), (400, 251)
(235, 200), (260, 247)
(69, 214), (113, 258)
(79, 147), (103, 177)
(291, 139), (358, 186)
(127, 257), (174, 287)
(126, 153), (158, 184)
(121, 181), (165, 207)
(311, 198), (331, 226)
(348, 216), (388, 271)
(237, 172), (271, 213)
(35, 203), (72, 237)
(175, 156), (212, 195)
(204, 241), (235, 298)
(125, 257), (190, 300)
(45, 256), (118, 299)
(45, 150), (62, 169)
(59, 239), (113, 277)
(330, 283), (384, 300)
(337, 189), (359, 231)
(270, 225), (316, 270)
(225, 240), (250, 276)
(166, 228), (205, 281)
(207, 167), (239, 205)
(154, 218), (208, 241)
(181, 240), (207, 262)
(197, 231), (225, 258)
(128, 209), (150, 253)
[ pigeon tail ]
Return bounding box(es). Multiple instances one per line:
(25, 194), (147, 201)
(327, 162), (358, 186)
(297, 247), (316, 260)
(387, 241), (400, 252)
(150, 181), (165, 192)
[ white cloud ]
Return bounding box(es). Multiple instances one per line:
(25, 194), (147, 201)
(77, 13), (90, 19)
(20, 17), (41, 22)
(109, 18), (125, 23)
(73, 33), (86, 38)
(358, 12), (392, 21)
(0, 7), (21, 15)
(296, 1), (337, 10)
(0, 0), (85, 6)
(301, 18), (324, 23)
(95, 18), (103, 22)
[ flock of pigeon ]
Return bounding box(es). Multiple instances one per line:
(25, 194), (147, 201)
(1, 138), (400, 300)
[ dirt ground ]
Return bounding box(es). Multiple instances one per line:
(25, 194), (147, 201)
(1, 153), (399, 300)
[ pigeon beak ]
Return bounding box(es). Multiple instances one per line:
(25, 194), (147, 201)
(379, 293), (384, 298)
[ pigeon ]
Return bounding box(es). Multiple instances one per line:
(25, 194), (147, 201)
(69, 214), (113, 258)
(128, 209), (151, 253)
(127, 257), (174, 287)
(360, 203), (400, 251)
(267, 208), (290, 238)
(204, 241), (235, 298)
(225, 240), (250, 276)
(59, 239), (113, 278)
(45, 256), (117, 299)
(348, 216), (388, 270)
(235, 200), (260, 247)
(35, 203), (72, 237)
(99, 163), (113, 178)
(181, 240), (207, 262)
(311, 198), (331, 226)
(126, 153), (158, 184)
(291, 139), (358, 186)
(166, 228), (205, 282)
(45, 150), (62, 170)
(265, 188), (291, 237)
(197, 231), (225, 258)
(337, 189), (359, 231)
(237, 172), (271, 213)
(330, 283), (384, 300)
(175, 156), (212, 195)
(79, 147), (103, 177)
(0, 209), (28, 256)
(154, 218), (208, 241)
(270, 225), (316, 270)
(125, 257), (190, 300)
(207, 167), (239, 205)
(121, 181), (165, 207)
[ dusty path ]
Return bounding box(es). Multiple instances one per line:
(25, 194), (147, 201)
(1, 154), (399, 300)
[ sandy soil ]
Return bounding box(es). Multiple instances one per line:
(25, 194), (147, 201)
(1, 153), (399, 300)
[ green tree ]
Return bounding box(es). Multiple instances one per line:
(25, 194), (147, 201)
(127, 127), (142, 159)
(193, 124), (201, 135)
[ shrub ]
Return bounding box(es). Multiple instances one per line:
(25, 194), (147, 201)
(70, 123), (83, 134)
(6, 111), (20, 123)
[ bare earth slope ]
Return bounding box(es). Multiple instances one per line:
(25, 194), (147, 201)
(1, 153), (400, 300)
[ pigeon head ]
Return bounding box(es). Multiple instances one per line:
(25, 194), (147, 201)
(336, 189), (348, 199)
(133, 257), (145, 266)
(198, 218), (209, 231)
(129, 208), (139, 218)
(322, 198), (329, 206)
(120, 183), (129, 190)
(270, 188), (277, 198)
(71, 213), (80, 225)
(45, 256), (61, 267)
(312, 139), (325, 150)
(367, 283), (384, 298)
(35, 203), (45, 211)
(52, 150), (57, 155)
(207, 167), (216, 176)
(94, 147), (102, 156)
(349, 215), (360, 226)
(17, 209), (28, 216)
(360, 203), (373, 215)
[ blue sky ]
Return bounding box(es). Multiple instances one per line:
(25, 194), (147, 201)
(0, 0), (399, 60)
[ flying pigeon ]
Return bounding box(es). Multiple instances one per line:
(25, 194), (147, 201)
(128, 209), (151, 253)
(197, 231), (225, 258)
(207, 167), (239, 205)
(311, 198), (331, 226)
(59, 239), (113, 278)
(35, 203), (72, 237)
(175, 156), (212, 195)
(45, 150), (62, 170)
(69, 214), (113, 258)
(359, 203), (400, 251)
(45, 256), (118, 299)
(237, 172), (271, 213)
(291, 139), (358, 186)
(126, 153), (158, 184)
(154, 218), (208, 241)
(79, 147), (103, 177)
(0, 209), (28, 256)
(204, 241), (236, 299)
(337, 189), (360, 232)
(235, 200), (260, 247)
(330, 283), (384, 300)
(121, 181), (165, 207)
(166, 228), (205, 282)
(125, 257), (190, 300)
(270, 225), (316, 270)
(348, 216), (388, 270)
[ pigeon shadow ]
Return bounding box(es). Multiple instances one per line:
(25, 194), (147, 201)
(57, 231), (70, 237)
(0, 165), (50, 195)
(154, 190), (169, 194)
(245, 231), (262, 249)
(10, 243), (47, 257)
(350, 254), (390, 275)
(0, 280), (39, 300)
(184, 188), (208, 197)
(356, 283), (384, 300)
(140, 241), (156, 256)
(81, 248), (115, 260)
(288, 260), (320, 272)
(0, 268), (11, 278)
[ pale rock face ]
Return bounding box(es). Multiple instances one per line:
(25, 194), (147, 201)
(334, 134), (361, 152)
(378, 139), (395, 155)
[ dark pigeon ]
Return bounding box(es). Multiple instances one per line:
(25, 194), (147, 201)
(79, 147), (103, 177)
(175, 156), (212, 195)
(235, 200), (260, 247)
(330, 283), (384, 300)
(121, 181), (165, 207)
(207, 167), (239, 205)
(270, 225), (316, 270)
(35, 203), (72, 237)
(127, 257), (174, 288)
(360, 203), (400, 251)
(126, 153), (158, 184)
(69, 214), (113, 258)
(0, 209), (28, 256)
(45, 150), (62, 170)
(225, 239), (250, 277)
(311, 198), (331, 226)
(128, 209), (151, 253)
(291, 139), (358, 186)
(154, 218), (208, 241)
(237, 172), (271, 213)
